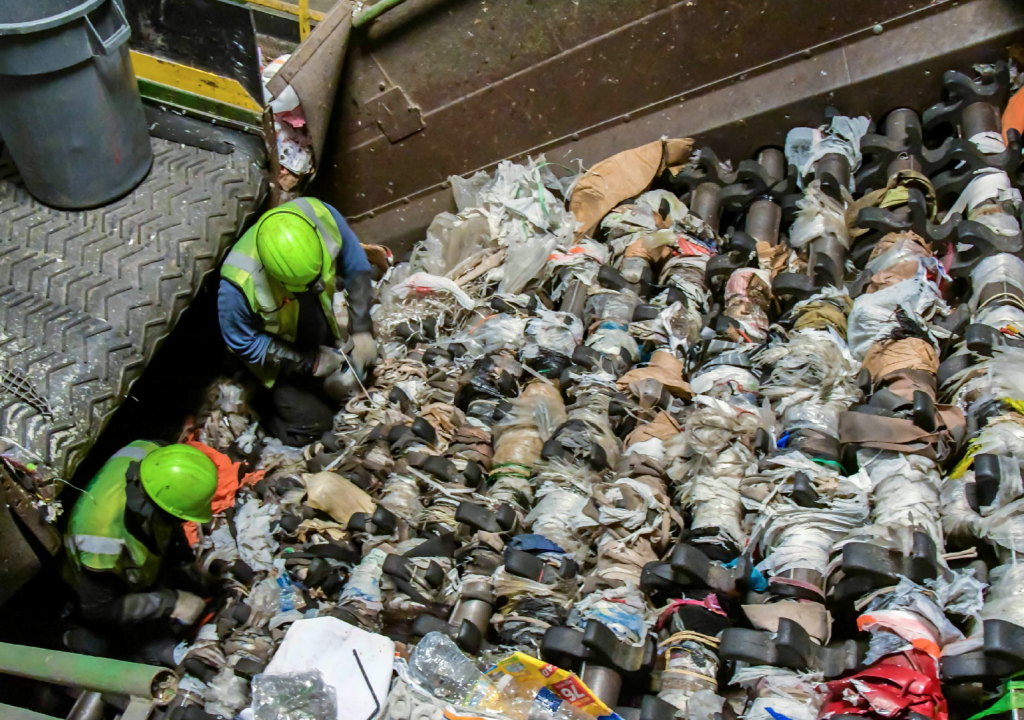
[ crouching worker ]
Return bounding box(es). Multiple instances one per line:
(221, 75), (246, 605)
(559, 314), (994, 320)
(218, 198), (377, 446)
(62, 442), (218, 666)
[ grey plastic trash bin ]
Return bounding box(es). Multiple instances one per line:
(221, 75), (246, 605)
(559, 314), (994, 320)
(0, 0), (152, 209)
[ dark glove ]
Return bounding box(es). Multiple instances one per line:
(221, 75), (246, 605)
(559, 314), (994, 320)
(347, 270), (374, 335)
(266, 338), (317, 376)
(117, 589), (180, 625)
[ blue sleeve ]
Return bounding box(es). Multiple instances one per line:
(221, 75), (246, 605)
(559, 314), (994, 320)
(324, 203), (371, 286)
(218, 279), (273, 366)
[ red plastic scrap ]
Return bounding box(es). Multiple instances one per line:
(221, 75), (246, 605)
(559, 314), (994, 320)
(818, 650), (947, 720)
(182, 441), (264, 545)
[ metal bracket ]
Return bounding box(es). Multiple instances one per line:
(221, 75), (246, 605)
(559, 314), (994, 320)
(363, 87), (425, 143)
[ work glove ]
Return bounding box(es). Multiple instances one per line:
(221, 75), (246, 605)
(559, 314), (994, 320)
(350, 332), (378, 381)
(313, 345), (343, 377)
(170, 591), (206, 625)
(347, 271), (375, 335)
(266, 338), (317, 376)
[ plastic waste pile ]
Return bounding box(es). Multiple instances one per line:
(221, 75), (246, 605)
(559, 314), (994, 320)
(159, 60), (1024, 720)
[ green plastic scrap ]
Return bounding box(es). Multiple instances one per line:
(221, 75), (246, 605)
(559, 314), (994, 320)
(969, 679), (1024, 720)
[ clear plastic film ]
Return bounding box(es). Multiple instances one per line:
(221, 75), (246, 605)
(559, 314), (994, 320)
(491, 563), (574, 649)
(690, 365), (760, 396)
(757, 328), (859, 436)
(659, 256), (711, 315)
(974, 304), (1024, 334)
(753, 505), (864, 578)
(546, 240), (608, 300)
(667, 396), (768, 549)
(980, 562), (1024, 628)
(455, 314), (530, 356)
(236, 499), (279, 573)
(846, 266), (947, 361)
(658, 636), (720, 717)
(528, 487), (592, 560)
(568, 584), (655, 647)
(731, 667), (823, 720)
(524, 310), (584, 358)
(337, 548), (387, 625)
(784, 115), (871, 189)
(492, 381), (567, 474)
(380, 473), (425, 522)
(859, 576), (967, 663)
(723, 268), (772, 342)
(205, 667), (251, 719)
(688, 443), (752, 549)
(414, 209), (493, 277)
(975, 348), (1024, 404)
(789, 181), (851, 251)
(587, 288), (640, 326)
(781, 403), (842, 439)
(970, 253), (1024, 312)
(943, 168), (1022, 235)
(864, 233), (933, 276)
(858, 450), (945, 552)
(251, 671), (338, 720)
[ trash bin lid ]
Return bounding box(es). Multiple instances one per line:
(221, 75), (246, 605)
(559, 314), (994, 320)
(0, 0), (105, 35)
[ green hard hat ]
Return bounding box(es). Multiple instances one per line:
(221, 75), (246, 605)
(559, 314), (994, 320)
(139, 444), (218, 523)
(255, 208), (324, 292)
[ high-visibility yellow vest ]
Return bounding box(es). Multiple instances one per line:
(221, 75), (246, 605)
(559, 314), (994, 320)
(221, 198), (343, 387)
(63, 441), (168, 591)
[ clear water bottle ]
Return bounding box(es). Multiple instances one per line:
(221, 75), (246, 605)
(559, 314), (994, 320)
(274, 560), (296, 613)
(408, 632), (503, 710)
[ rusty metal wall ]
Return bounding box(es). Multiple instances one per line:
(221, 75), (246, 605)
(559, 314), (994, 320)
(311, 0), (1024, 254)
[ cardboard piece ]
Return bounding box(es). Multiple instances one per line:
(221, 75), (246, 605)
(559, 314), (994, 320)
(743, 600), (831, 643)
(625, 411), (680, 447)
(570, 138), (694, 240)
(266, 1), (355, 177)
(756, 240), (792, 279)
(862, 338), (939, 381)
(305, 471), (374, 524)
(616, 350), (693, 399)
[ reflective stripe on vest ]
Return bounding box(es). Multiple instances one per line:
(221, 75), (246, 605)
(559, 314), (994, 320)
(293, 197), (341, 259)
(70, 534), (126, 555)
(220, 198), (344, 387)
(111, 445), (148, 461)
(64, 440), (165, 591)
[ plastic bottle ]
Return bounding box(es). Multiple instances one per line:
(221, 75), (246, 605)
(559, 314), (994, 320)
(273, 559), (296, 613)
(407, 632), (505, 711)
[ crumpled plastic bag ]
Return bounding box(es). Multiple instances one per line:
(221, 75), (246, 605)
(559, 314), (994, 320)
(846, 268), (947, 361)
(568, 584), (654, 646)
(235, 499), (279, 573)
(393, 272), (476, 310)
(414, 209), (492, 277)
(785, 115), (870, 189)
(251, 671), (338, 720)
(789, 180), (851, 250)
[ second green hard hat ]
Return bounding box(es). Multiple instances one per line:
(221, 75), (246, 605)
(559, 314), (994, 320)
(139, 444), (218, 523)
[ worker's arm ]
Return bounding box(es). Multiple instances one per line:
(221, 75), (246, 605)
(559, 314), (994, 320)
(76, 569), (180, 626)
(217, 279), (318, 375)
(323, 204), (374, 335)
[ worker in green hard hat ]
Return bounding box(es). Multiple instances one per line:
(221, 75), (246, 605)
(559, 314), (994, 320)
(219, 198), (378, 446)
(61, 441), (219, 665)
